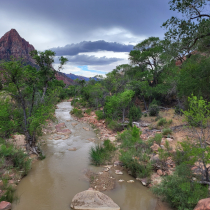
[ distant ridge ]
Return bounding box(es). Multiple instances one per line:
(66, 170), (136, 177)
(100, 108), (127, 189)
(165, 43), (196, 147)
(0, 29), (74, 85)
(64, 73), (90, 81)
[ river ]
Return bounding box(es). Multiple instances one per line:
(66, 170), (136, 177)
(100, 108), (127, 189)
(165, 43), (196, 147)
(12, 102), (165, 210)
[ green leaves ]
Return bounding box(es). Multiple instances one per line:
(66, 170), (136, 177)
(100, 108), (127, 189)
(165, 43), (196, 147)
(183, 95), (210, 127)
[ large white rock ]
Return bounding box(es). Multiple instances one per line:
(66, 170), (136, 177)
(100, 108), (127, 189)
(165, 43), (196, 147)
(70, 189), (120, 210)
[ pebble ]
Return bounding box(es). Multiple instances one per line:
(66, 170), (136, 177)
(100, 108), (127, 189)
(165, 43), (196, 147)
(118, 179), (124, 182)
(127, 180), (134, 183)
(115, 170), (123, 175)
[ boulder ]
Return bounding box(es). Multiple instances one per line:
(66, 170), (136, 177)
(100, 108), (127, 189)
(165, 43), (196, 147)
(0, 201), (12, 210)
(194, 198), (210, 210)
(150, 143), (160, 152)
(70, 189), (120, 210)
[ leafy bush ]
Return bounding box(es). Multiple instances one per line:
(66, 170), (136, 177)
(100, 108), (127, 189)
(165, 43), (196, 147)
(0, 182), (16, 203)
(152, 164), (208, 210)
(117, 126), (141, 148)
(90, 145), (107, 166)
(157, 118), (173, 127)
(70, 108), (83, 118)
(0, 140), (31, 176)
(0, 100), (19, 138)
(71, 98), (79, 106)
(103, 139), (116, 152)
(107, 120), (123, 132)
(157, 118), (167, 126)
(85, 108), (91, 115)
(89, 140), (116, 165)
(120, 149), (152, 178)
(154, 133), (163, 145)
(148, 104), (159, 116)
(162, 128), (172, 136)
(129, 105), (142, 121)
(95, 110), (104, 120)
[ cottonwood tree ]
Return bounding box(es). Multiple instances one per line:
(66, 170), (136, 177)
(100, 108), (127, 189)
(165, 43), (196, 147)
(128, 37), (173, 109)
(163, 0), (210, 58)
(1, 51), (68, 154)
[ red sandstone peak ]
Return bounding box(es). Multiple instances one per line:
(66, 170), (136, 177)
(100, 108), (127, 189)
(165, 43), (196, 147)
(0, 28), (35, 63)
(0, 29), (73, 85)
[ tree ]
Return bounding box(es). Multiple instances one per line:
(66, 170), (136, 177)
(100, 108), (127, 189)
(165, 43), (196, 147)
(163, 0), (210, 58)
(181, 95), (210, 182)
(1, 51), (68, 154)
(105, 90), (135, 121)
(177, 54), (210, 101)
(128, 37), (175, 109)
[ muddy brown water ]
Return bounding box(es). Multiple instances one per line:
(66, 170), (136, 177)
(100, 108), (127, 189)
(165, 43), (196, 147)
(12, 102), (167, 210)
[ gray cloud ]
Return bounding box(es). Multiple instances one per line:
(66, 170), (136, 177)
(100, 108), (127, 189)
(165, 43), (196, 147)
(55, 54), (123, 65)
(0, 0), (180, 50)
(50, 40), (134, 56)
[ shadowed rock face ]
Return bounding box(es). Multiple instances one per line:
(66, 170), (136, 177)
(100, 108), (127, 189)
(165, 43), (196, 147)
(0, 29), (35, 65)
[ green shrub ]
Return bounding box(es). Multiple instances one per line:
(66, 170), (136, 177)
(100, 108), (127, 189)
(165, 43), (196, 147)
(155, 116), (162, 121)
(85, 108), (91, 115)
(103, 139), (116, 151)
(120, 149), (152, 178)
(148, 104), (159, 116)
(107, 120), (123, 132)
(157, 118), (167, 126)
(70, 108), (83, 118)
(152, 164), (208, 210)
(0, 141), (31, 176)
(154, 133), (162, 145)
(0, 100), (19, 138)
(95, 110), (104, 120)
(129, 105), (142, 121)
(162, 128), (172, 135)
(71, 98), (79, 106)
(117, 126), (141, 148)
(144, 113), (147, 117)
(0, 182), (17, 203)
(89, 140), (116, 166)
(90, 145), (107, 166)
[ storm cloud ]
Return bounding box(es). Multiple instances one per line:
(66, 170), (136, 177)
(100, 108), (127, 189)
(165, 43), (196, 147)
(50, 41), (134, 56)
(55, 54), (123, 66)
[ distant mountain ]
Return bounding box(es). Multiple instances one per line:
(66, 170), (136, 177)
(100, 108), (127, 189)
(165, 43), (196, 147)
(0, 29), (74, 85)
(0, 29), (36, 66)
(64, 73), (90, 81)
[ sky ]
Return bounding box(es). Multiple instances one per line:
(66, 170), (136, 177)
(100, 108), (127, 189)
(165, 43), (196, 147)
(0, 0), (179, 77)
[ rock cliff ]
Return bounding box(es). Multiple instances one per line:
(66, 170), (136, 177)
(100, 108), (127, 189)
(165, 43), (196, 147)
(0, 29), (73, 85)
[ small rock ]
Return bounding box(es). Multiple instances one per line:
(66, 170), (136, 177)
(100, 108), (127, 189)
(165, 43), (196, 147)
(83, 127), (90, 131)
(62, 136), (69, 140)
(194, 198), (210, 210)
(0, 201), (12, 210)
(166, 138), (173, 142)
(157, 169), (163, 176)
(115, 170), (123, 175)
(118, 179), (124, 182)
(71, 123), (77, 126)
(127, 180), (134, 183)
(68, 147), (77, 151)
(150, 143), (160, 152)
(98, 172), (103, 175)
(114, 161), (123, 167)
(150, 154), (160, 162)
